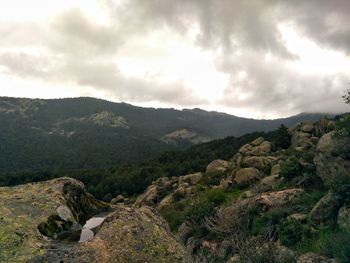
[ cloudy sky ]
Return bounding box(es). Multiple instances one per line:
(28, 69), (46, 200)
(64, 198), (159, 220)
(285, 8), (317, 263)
(0, 0), (349, 118)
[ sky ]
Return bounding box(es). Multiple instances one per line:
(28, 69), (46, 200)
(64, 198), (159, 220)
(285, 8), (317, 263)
(0, 0), (349, 119)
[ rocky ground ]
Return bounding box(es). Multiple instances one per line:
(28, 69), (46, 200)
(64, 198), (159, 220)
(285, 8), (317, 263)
(0, 178), (189, 262)
(134, 118), (350, 262)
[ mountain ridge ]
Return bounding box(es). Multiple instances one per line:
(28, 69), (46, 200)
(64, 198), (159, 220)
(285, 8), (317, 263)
(0, 96), (334, 173)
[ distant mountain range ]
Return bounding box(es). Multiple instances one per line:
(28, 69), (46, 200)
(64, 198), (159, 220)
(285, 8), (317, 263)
(0, 96), (333, 173)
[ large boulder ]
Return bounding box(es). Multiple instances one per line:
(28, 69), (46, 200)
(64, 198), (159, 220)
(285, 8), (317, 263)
(234, 168), (261, 186)
(251, 137), (265, 146)
(179, 172), (203, 185)
(309, 192), (344, 226)
(256, 188), (304, 208)
(133, 177), (173, 207)
(314, 132), (350, 184)
(337, 205), (350, 229)
(291, 131), (312, 149)
(242, 156), (277, 172)
(206, 160), (230, 175)
(297, 252), (328, 263)
(238, 138), (272, 157)
(209, 189), (304, 233)
(0, 178), (189, 262)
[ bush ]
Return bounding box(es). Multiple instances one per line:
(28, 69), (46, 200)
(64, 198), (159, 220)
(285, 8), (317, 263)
(327, 175), (350, 201)
(252, 208), (290, 237)
(334, 114), (350, 137)
(277, 218), (310, 247)
(321, 230), (350, 263)
(202, 171), (225, 186)
(187, 188), (226, 222)
(280, 156), (303, 180)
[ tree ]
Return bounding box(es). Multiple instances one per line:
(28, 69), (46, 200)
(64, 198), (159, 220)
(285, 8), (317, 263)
(274, 124), (291, 149)
(343, 87), (350, 104)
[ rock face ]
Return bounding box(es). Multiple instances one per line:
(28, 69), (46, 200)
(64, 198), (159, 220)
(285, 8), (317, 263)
(309, 192), (343, 226)
(206, 159), (230, 175)
(297, 252), (328, 263)
(338, 205), (350, 229)
(234, 168), (261, 186)
(314, 132), (350, 184)
(0, 178), (189, 263)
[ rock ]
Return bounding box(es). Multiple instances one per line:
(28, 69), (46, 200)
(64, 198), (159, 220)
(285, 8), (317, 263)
(133, 177), (173, 207)
(211, 189), (304, 234)
(297, 252), (327, 263)
(338, 205), (350, 229)
(110, 195), (124, 204)
(158, 194), (174, 209)
(242, 156), (277, 172)
(179, 172), (203, 185)
(75, 206), (189, 262)
(271, 164), (281, 176)
(309, 192), (343, 226)
(0, 178), (190, 262)
(260, 175), (278, 188)
(300, 121), (315, 133)
(259, 141), (272, 153)
(206, 160), (230, 175)
(227, 255), (241, 263)
(291, 131), (312, 149)
(239, 144), (254, 155)
(0, 178), (109, 261)
(251, 137), (265, 146)
(220, 177), (233, 189)
(234, 168), (261, 186)
(176, 221), (194, 244)
(256, 188), (304, 208)
(314, 132), (350, 184)
(289, 213), (308, 222)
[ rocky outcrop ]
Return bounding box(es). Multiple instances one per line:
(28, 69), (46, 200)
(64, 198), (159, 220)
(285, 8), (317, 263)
(133, 177), (174, 207)
(206, 159), (230, 175)
(242, 156), (277, 171)
(0, 178), (189, 263)
(337, 205), (350, 229)
(239, 137), (272, 157)
(161, 129), (211, 145)
(289, 118), (335, 150)
(297, 252), (328, 263)
(309, 192), (343, 226)
(234, 167), (261, 186)
(134, 173), (204, 208)
(314, 132), (350, 184)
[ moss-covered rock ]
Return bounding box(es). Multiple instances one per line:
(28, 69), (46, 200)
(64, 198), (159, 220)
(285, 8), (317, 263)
(0, 178), (189, 263)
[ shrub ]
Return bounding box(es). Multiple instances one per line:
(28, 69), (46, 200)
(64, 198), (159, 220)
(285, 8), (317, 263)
(280, 156), (303, 180)
(252, 208), (290, 237)
(187, 188), (226, 222)
(277, 218), (309, 247)
(321, 230), (350, 263)
(327, 175), (350, 201)
(202, 171), (225, 186)
(334, 114), (350, 137)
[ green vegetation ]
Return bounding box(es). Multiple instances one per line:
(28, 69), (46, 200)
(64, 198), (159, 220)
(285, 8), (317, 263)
(0, 130), (275, 200)
(160, 187), (243, 232)
(0, 97), (327, 174)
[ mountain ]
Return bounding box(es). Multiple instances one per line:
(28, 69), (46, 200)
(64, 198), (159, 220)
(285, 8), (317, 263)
(0, 96), (331, 173)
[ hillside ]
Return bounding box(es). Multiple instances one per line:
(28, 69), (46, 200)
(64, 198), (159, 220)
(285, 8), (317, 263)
(1, 116), (349, 262)
(0, 96), (330, 173)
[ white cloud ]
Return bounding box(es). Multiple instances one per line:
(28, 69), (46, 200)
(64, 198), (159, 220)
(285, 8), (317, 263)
(0, 0), (349, 118)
